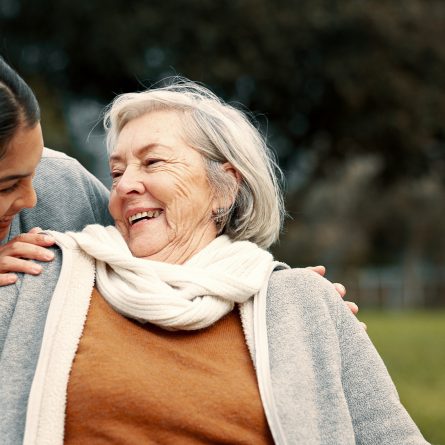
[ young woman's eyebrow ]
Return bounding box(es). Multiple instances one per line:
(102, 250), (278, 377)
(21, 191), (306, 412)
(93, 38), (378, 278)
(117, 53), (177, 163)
(0, 173), (30, 183)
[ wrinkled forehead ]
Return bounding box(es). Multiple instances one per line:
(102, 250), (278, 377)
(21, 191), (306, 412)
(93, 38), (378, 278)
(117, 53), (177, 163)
(109, 112), (209, 170)
(111, 109), (192, 154)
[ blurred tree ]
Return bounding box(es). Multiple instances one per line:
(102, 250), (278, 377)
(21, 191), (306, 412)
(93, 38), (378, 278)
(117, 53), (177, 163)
(1, 0), (445, 272)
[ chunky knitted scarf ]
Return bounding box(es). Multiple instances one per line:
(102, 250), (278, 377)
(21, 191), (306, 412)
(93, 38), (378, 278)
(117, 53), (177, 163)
(58, 224), (277, 331)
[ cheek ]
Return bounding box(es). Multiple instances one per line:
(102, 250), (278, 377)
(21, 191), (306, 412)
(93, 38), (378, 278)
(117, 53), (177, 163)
(164, 171), (212, 207)
(0, 196), (16, 216)
(0, 201), (9, 217)
(166, 181), (214, 227)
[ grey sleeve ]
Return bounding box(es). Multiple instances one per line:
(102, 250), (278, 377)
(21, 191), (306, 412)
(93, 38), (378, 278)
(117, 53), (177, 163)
(78, 162), (114, 227)
(12, 156), (114, 237)
(0, 277), (20, 357)
(336, 296), (430, 444)
(0, 247), (62, 445)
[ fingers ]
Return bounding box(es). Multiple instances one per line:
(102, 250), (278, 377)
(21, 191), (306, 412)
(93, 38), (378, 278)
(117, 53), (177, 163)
(344, 301), (367, 330)
(28, 227), (43, 234)
(0, 241), (54, 265)
(307, 265), (326, 277)
(0, 231), (56, 278)
(308, 269), (349, 301)
(0, 256), (44, 275)
(12, 231), (55, 247)
(333, 282), (346, 298)
(345, 301), (358, 314)
(305, 265), (366, 330)
(0, 241), (54, 276)
(0, 232), (55, 268)
(0, 273), (18, 287)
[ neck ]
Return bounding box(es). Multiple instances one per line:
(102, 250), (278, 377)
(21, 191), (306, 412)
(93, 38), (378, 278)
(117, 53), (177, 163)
(140, 230), (218, 264)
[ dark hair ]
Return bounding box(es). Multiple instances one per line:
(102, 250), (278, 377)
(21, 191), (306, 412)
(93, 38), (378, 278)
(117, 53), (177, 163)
(0, 56), (40, 159)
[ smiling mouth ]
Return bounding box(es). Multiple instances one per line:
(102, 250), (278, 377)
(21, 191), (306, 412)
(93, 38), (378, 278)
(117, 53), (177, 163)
(0, 216), (14, 225)
(128, 210), (162, 225)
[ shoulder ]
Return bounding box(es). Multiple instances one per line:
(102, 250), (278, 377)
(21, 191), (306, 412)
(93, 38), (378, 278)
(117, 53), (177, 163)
(37, 148), (99, 183)
(34, 148), (109, 201)
(268, 267), (339, 303)
(266, 267), (342, 326)
(41, 147), (72, 160)
(39, 148), (84, 170)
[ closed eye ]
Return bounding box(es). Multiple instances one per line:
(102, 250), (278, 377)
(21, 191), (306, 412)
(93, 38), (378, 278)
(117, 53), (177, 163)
(0, 182), (20, 194)
(145, 159), (163, 167)
(110, 171), (123, 186)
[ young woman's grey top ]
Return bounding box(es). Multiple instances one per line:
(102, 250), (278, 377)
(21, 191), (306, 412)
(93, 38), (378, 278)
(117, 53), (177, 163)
(4, 147), (113, 242)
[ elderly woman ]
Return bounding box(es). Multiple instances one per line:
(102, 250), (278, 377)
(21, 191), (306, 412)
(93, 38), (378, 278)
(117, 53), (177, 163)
(1, 80), (428, 445)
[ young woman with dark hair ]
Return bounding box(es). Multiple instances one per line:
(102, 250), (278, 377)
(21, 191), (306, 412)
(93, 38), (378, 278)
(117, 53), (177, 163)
(0, 56), (113, 285)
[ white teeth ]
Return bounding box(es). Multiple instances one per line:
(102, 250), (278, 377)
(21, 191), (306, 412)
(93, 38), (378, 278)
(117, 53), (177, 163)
(128, 210), (161, 224)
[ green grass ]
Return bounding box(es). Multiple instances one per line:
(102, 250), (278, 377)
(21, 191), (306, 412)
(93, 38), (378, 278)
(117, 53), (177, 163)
(360, 310), (445, 445)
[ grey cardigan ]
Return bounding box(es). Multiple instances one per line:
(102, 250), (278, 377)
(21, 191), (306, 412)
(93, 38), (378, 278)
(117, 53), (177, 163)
(0, 234), (429, 444)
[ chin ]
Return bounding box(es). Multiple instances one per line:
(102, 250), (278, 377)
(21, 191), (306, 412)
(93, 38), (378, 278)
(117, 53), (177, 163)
(128, 242), (158, 260)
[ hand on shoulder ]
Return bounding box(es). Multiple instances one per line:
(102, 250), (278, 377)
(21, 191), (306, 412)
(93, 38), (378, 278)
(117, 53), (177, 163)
(0, 227), (56, 286)
(307, 265), (366, 330)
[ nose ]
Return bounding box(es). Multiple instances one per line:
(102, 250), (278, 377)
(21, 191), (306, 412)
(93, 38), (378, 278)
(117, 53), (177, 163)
(15, 179), (37, 210)
(115, 167), (145, 196)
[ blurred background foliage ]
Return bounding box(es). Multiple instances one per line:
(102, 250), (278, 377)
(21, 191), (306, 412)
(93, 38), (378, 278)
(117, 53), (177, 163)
(1, 0), (445, 441)
(2, 0), (445, 292)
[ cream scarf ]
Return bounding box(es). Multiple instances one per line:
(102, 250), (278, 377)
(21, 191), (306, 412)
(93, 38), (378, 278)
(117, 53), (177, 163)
(57, 224), (279, 331)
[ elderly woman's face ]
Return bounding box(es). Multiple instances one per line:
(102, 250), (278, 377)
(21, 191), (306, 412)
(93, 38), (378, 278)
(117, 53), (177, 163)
(109, 110), (218, 263)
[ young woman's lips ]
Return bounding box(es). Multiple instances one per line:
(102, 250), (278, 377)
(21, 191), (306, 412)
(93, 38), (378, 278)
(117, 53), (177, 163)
(0, 216), (14, 227)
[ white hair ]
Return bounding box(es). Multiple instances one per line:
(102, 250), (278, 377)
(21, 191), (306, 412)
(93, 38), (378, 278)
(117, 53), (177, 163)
(103, 79), (285, 248)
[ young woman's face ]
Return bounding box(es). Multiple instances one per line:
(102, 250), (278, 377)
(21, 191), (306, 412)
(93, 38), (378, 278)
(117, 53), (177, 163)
(108, 110), (219, 264)
(0, 123), (43, 241)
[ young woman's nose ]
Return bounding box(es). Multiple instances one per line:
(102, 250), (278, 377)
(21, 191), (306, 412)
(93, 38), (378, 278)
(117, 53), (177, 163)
(14, 179), (37, 211)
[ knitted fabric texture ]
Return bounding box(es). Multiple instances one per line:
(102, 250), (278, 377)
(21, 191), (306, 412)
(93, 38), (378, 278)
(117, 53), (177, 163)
(52, 225), (276, 330)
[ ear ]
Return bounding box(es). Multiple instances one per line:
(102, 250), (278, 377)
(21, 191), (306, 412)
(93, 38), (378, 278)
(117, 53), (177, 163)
(212, 162), (241, 211)
(222, 162), (241, 185)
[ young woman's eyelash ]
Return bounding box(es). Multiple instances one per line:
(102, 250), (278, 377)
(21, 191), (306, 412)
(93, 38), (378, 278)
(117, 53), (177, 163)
(0, 182), (20, 194)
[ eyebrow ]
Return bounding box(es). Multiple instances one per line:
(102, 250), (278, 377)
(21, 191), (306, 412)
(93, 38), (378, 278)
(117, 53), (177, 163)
(109, 143), (172, 163)
(0, 173), (31, 183)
